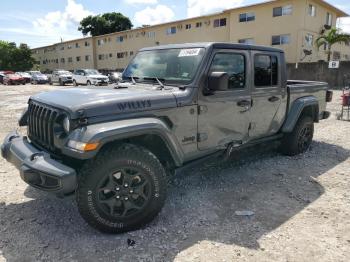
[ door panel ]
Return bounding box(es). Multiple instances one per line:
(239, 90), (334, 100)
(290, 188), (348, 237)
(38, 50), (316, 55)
(249, 52), (286, 138)
(197, 50), (251, 150)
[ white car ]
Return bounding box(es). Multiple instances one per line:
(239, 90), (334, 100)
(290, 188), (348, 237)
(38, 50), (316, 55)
(72, 69), (109, 86)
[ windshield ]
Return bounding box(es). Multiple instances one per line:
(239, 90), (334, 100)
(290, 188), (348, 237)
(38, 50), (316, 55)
(84, 69), (100, 75)
(57, 70), (71, 75)
(123, 48), (205, 84)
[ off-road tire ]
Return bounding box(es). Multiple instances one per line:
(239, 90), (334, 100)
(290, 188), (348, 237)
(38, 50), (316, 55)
(280, 116), (314, 156)
(76, 144), (167, 233)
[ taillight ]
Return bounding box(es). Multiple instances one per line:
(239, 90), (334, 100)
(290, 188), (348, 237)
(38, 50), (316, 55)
(326, 90), (333, 102)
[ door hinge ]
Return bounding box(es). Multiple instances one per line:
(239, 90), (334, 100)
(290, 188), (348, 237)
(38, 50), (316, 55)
(197, 105), (207, 115)
(197, 133), (208, 142)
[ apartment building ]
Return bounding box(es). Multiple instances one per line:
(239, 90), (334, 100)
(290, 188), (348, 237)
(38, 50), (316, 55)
(32, 0), (348, 72)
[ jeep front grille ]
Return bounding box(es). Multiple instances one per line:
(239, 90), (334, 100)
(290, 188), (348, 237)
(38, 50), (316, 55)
(28, 101), (59, 151)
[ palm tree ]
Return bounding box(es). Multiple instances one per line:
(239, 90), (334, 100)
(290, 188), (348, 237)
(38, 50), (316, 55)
(315, 28), (350, 62)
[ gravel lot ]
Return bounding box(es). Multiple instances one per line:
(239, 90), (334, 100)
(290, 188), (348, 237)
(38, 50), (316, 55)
(0, 84), (349, 262)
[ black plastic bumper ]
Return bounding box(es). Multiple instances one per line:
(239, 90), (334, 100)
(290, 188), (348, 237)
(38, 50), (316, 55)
(1, 131), (77, 197)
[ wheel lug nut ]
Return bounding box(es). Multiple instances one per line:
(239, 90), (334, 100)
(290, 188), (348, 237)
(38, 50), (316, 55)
(115, 187), (120, 191)
(124, 183), (128, 188)
(124, 197), (129, 201)
(116, 195), (120, 199)
(129, 190), (134, 194)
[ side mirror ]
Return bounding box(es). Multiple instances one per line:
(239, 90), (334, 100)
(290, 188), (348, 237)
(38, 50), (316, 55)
(208, 72), (229, 91)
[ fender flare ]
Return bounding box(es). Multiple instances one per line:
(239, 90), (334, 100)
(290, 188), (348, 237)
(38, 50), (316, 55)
(63, 118), (184, 166)
(282, 96), (319, 133)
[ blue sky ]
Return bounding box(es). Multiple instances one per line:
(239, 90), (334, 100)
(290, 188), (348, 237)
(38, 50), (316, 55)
(0, 0), (349, 48)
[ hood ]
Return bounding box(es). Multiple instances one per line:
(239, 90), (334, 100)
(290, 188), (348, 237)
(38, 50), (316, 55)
(59, 74), (73, 78)
(9, 75), (22, 80)
(31, 86), (178, 118)
(87, 74), (108, 79)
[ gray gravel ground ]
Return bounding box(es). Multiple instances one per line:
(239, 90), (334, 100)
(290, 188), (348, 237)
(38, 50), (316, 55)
(0, 84), (349, 262)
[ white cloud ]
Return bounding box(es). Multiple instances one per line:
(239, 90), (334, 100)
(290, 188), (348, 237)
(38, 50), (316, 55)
(32, 0), (93, 43)
(125, 0), (158, 4)
(134, 5), (175, 25)
(187, 0), (244, 17)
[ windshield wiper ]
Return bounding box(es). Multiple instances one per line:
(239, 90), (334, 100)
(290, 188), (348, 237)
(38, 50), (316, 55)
(143, 77), (165, 90)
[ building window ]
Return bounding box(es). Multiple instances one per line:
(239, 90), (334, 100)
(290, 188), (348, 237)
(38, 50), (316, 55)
(333, 51), (340, 60)
(76, 56), (81, 62)
(60, 46), (64, 51)
(272, 34), (290, 45)
(254, 55), (278, 87)
(68, 57), (72, 63)
(326, 12), (332, 26)
(67, 45), (72, 49)
(97, 39), (104, 46)
(98, 54), (104, 60)
(166, 26), (176, 35)
(273, 5), (292, 17)
(147, 31), (155, 38)
(213, 18), (227, 27)
(196, 22), (202, 28)
(60, 58), (65, 63)
(185, 24), (191, 29)
(117, 52), (127, 59)
(238, 38), (255, 45)
(130, 51), (134, 56)
(239, 12), (255, 22)
(308, 4), (316, 17)
(85, 55), (90, 61)
(209, 53), (246, 89)
(305, 34), (313, 47)
(116, 36), (124, 42)
(75, 43), (80, 48)
(109, 53), (113, 58)
(85, 41), (90, 47)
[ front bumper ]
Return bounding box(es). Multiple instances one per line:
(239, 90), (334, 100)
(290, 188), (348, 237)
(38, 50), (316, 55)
(1, 131), (77, 197)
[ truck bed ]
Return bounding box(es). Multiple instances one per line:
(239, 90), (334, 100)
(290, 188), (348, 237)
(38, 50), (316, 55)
(287, 80), (328, 117)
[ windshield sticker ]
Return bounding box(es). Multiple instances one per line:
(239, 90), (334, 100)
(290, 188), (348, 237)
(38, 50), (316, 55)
(178, 48), (201, 57)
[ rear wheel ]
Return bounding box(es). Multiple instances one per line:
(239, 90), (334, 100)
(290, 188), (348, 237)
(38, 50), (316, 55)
(76, 144), (167, 233)
(280, 116), (314, 156)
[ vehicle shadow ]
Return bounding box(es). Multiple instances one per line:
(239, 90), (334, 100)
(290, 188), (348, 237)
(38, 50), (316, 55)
(0, 141), (349, 261)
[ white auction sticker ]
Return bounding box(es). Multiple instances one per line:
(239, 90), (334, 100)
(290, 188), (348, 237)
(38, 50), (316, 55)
(178, 48), (201, 57)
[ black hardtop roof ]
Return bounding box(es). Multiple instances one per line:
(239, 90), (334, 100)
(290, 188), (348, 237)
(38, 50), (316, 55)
(140, 42), (284, 53)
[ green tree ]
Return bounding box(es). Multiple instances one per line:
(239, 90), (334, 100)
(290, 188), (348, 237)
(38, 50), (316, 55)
(78, 12), (133, 36)
(315, 28), (350, 62)
(0, 41), (35, 71)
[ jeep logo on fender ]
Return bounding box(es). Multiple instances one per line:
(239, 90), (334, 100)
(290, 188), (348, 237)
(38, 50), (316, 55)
(117, 100), (152, 111)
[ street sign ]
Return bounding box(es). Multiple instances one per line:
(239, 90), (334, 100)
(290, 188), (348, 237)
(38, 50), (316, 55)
(329, 61), (340, 69)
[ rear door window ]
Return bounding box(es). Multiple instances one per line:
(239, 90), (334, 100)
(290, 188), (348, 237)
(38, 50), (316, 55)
(254, 54), (278, 87)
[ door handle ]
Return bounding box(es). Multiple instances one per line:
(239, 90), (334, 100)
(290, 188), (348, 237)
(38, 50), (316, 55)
(268, 96), (280, 102)
(237, 100), (251, 107)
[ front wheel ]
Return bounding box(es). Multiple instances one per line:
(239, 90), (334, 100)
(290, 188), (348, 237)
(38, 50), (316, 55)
(76, 144), (167, 233)
(73, 80), (78, 86)
(86, 80), (91, 86)
(280, 116), (314, 156)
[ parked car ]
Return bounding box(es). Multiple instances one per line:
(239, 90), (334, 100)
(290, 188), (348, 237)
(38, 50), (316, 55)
(3, 73), (26, 85)
(30, 73), (48, 84)
(0, 72), (4, 84)
(49, 70), (73, 86)
(17, 72), (32, 83)
(72, 69), (109, 86)
(108, 72), (122, 83)
(27, 71), (41, 75)
(2, 43), (333, 233)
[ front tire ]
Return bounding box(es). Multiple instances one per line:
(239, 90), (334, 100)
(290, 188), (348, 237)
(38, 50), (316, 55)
(87, 80), (91, 86)
(280, 116), (314, 156)
(73, 80), (78, 86)
(76, 144), (167, 233)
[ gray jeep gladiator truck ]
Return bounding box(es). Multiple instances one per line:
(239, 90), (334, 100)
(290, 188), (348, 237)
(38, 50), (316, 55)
(1, 43), (332, 233)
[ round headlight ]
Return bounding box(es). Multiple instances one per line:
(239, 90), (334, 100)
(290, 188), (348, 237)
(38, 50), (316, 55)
(63, 116), (70, 133)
